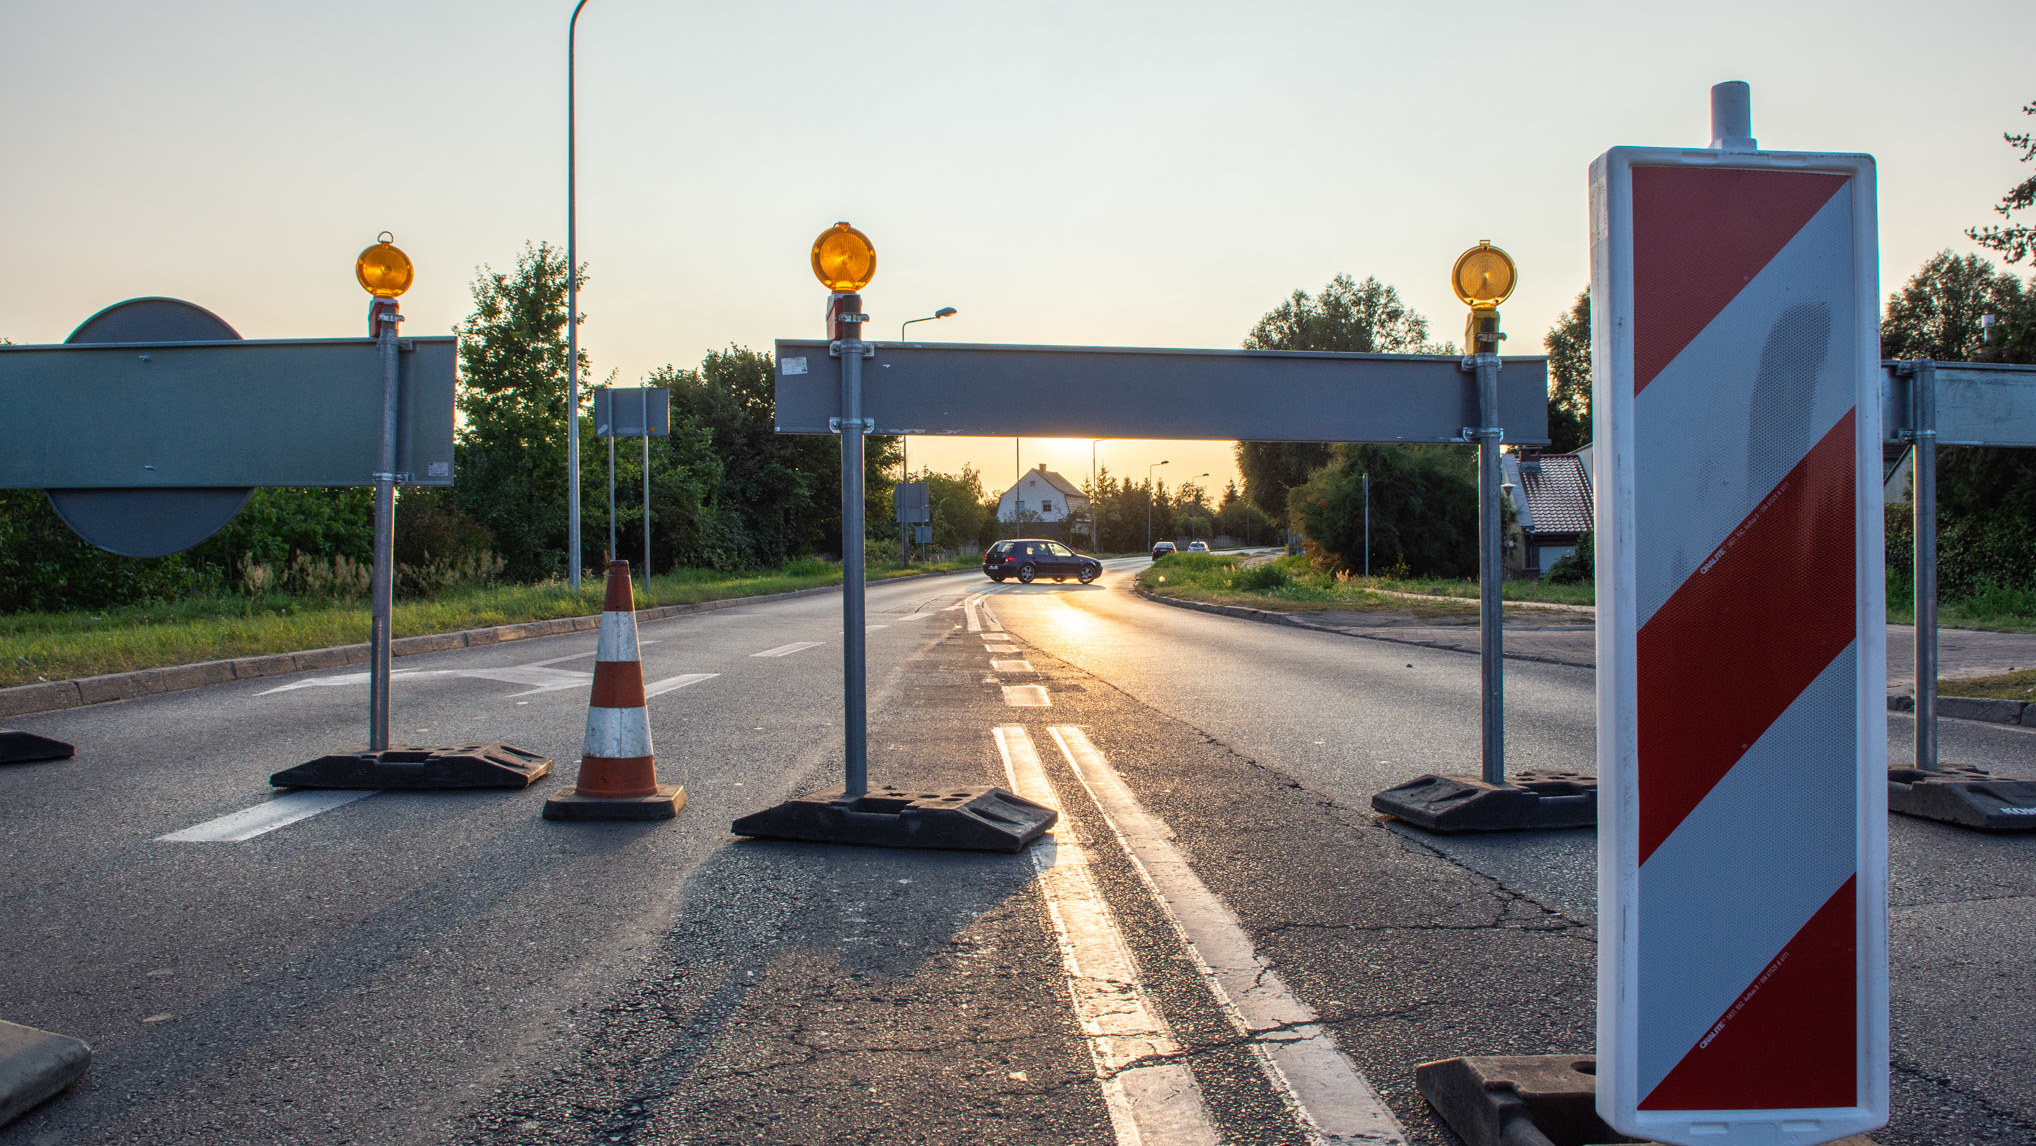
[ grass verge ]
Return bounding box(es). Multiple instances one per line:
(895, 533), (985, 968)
(0, 558), (970, 688)
(1133, 554), (1575, 620)
(1938, 668), (2036, 701)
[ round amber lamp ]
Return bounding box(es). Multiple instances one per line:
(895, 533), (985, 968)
(811, 222), (877, 292)
(1451, 240), (1516, 310)
(356, 234), (414, 298)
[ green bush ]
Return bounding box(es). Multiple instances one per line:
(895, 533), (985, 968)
(1234, 561), (1293, 591)
(1545, 532), (1594, 584)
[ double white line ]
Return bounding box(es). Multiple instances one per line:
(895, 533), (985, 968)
(997, 725), (1406, 1146)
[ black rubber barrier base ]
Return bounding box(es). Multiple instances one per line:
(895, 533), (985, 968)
(1416, 1054), (1883, 1146)
(1889, 764), (2036, 831)
(269, 743), (553, 790)
(543, 783), (686, 821)
(1416, 1055), (1637, 1146)
(0, 730), (74, 766)
(732, 785), (1057, 853)
(0, 1019), (91, 1131)
(1372, 770), (1597, 833)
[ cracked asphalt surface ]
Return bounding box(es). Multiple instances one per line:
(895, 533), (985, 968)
(1, 558), (2029, 1144)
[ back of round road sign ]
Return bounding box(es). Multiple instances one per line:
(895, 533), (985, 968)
(49, 297), (254, 556)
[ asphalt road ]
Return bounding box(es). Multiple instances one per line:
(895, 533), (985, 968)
(0, 559), (2029, 1145)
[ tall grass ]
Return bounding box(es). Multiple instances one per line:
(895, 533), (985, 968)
(0, 557), (968, 688)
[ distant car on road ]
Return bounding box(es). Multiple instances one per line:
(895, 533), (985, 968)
(1150, 541), (1177, 560)
(984, 539), (1102, 584)
(1187, 540), (1210, 552)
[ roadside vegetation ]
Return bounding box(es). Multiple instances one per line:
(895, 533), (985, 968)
(0, 558), (967, 688)
(1940, 668), (2036, 701)
(1134, 553), (1578, 618)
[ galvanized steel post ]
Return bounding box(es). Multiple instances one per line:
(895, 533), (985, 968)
(1471, 333), (1506, 785)
(642, 388), (652, 580)
(834, 294), (870, 798)
(1912, 360), (1939, 772)
(369, 298), (402, 753)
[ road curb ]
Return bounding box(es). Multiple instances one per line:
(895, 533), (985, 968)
(0, 568), (967, 719)
(0, 1020), (90, 1130)
(1138, 588), (2035, 729)
(1132, 586), (1596, 670)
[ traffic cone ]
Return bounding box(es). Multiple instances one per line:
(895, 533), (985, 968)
(543, 561), (685, 820)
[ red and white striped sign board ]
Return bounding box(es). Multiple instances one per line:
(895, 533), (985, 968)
(1590, 146), (1888, 1145)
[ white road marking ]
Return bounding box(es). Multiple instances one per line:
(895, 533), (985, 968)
(752, 642), (823, 658)
(260, 643), (664, 697)
(965, 596), (984, 632)
(992, 659), (1035, 674)
(645, 672), (718, 698)
(1047, 726), (1408, 1146)
(994, 727), (1220, 1146)
(159, 790), (375, 843)
(1002, 684), (1051, 707)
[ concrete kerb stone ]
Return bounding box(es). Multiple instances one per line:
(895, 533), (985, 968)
(1133, 586), (1598, 671)
(0, 568), (970, 718)
(1137, 587), (2036, 723)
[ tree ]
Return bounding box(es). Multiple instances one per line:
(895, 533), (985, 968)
(451, 243), (583, 581)
(1543, 289), (1591, 454)
(1881, 251), (2025, 362)
(1288, 444), (1479, 578)
(1236, 274), (1448, 518)
(1968, 99), (2036, 265)
(660, 347), (898, 567)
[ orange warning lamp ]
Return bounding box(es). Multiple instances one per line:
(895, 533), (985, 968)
(811, 222), (877, 292)
(355, 232), (414, 298)
(1451, 240), (1516, 311)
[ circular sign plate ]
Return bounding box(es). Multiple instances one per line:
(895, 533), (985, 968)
(48, 297), (256, 557)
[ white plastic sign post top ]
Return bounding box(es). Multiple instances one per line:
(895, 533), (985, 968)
(1589, 139), (1889, 1143)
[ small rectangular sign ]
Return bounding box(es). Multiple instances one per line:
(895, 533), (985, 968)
(0, 336), (457, 488)
(594, 387), (671, 438)
(773, 340), (1550, 444)
(894, 481), (930, 523)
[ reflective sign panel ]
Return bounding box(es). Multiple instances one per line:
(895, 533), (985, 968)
(1591, 146), (1888, 1146)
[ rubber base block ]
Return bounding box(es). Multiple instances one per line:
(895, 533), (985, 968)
(0, 1020), (90, 1130)
(1889, 763), (2036, 831)
(732, 785), (1056, 853)
(1415, 1056), (1881, 1146)
(543, 783), (686, 821)
(1372, 771), (1597, 833)
(0, 730), (74, 766)
(270, 743), (553, 790)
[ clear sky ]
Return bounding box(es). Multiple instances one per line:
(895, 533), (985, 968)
(5, 1), (2029, 504)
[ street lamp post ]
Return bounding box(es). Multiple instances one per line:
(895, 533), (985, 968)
(565, 0), (592, 588)
(896, 307), (956, 563)
(1089, 439), (1108, 550)
(1145, 459), (1169, 553)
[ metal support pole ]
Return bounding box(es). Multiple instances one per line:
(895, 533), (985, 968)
(835, 295), (869, 798)
(565, 0), (590, 590)
(641, 389), (652, 581)
(369, 299), (402, 753)
(1363, 471), (1371, 578)
(1913, 360), (1940, 772)
(606, 433), (616, 561)
(1469, 327), (1506, 785)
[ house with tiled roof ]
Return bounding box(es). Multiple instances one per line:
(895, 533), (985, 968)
(1501, 449), (1593, 576)
(996, 465), (1090, 536)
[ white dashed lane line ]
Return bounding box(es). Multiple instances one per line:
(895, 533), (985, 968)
(752, 642), (823, 658)
(995, 726), (1220, 1146)
(159, 790), (375, 843)
(1047, 726), (1409, 1146)
(991, 659), (1034, 674)
(1001, 685), (1051, 707)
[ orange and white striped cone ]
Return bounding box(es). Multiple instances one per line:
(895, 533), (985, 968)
(543, 561), (686, 820)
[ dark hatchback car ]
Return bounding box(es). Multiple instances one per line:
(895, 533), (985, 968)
(983, 539), (1102, 584)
